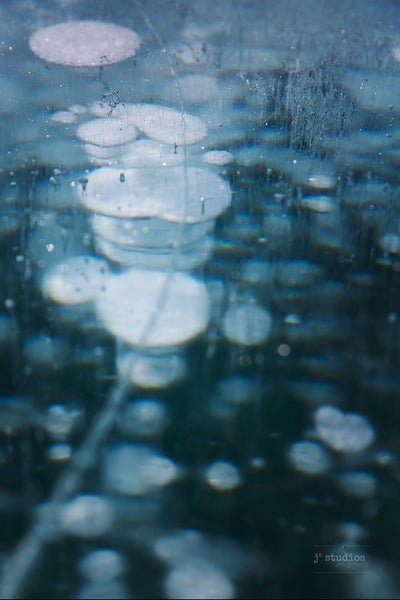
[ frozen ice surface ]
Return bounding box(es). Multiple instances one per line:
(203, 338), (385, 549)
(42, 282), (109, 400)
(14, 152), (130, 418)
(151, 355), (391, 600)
(95, 269), (210, 347)
(165, 558), (235, 600)
(77, 118), (139, 147)
(314, 405), (375, 453)
(288, 440), (330, 475)
(222, 302), (272, 345)
(29, 21), (141, 67)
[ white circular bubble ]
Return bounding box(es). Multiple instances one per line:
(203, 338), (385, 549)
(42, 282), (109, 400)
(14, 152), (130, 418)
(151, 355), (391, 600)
(103, 444), (177, 496)
(77, 118), (139, 147)
(79, 549), (125, 582)
(119, 399), (167, 437)
(117, 351), (186, 388)
(95, 269), (210, 348)
(61, 495), (113, 538)
(52, 110), (77, 124)
(205, 460), (241, 491)
(119, 139), (186, 168)
(82, 166), (231, 223)
(222, 302), (272, 345)
(29, 21), (141, 67)
(288, 440), (330, 475)
(165, 559), (235, 600)
(42, 255), (109, 305)
(108, 103), (207, 146)
(202, 150), (233, 165)
(314, 405), (375, 453)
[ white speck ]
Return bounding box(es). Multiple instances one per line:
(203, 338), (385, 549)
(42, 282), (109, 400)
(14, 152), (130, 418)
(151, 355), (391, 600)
(288, 440), (330, 474)
(29, 21), (141, 67)
(278, 343), (291, 357)
(205, 460), (241, 491)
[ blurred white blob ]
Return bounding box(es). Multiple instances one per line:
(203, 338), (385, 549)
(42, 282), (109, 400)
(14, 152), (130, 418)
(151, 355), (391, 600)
(23, 335), (69, 368)
(90, 102), (207, 146)
(350, 560), (399, 599)
(314, 405), (375, 453)
(81, 166), (231, 223)
(79, 548), (125, 582)
(77, 118), (139, 147)
(379, 233), (400, 255)
(29, 21), (141, 67)
(42, 255), (109, 305)
(118, 399), (167, 437)
(52, 111), (77, 124)
(103, 444), (178, 495)
(43, 404), (82, 438)
(61, 495), (113, 538)
(202, 150), (233, 165)
(222, 302), (272, 345)
(95, 269), (210, 348)
(288, 440), (330, 475)
(117, 351), (186, 388)
(76, 581), (129, 599)
(119, 139), (186, 168)
(337, 471), (377, 498)
(205, 460), (241, 491)
(165, 558), (235, 600)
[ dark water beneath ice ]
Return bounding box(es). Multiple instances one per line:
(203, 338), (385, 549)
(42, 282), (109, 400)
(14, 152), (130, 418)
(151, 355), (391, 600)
(1, 0), (400, 598)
